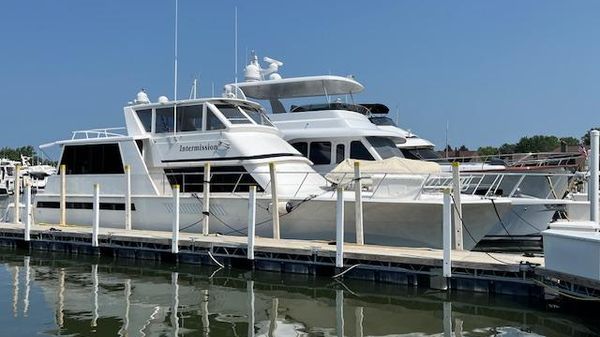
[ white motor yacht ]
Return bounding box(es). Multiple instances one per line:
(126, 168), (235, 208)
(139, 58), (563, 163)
(33, 89), (510, 249)
(231, 55), (576, 240)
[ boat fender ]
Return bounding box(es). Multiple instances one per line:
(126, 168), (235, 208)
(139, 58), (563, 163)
(268, 201), (292, 215)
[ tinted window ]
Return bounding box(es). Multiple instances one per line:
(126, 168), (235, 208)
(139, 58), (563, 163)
(216, 104), (251, 124)
(350, 141), (374, 160)
(401, 148), (442, 160)
(156, 107), (174, 133)
(176, 105), (203, 132)
(165, 166), (263, 193)
(309, 142), (332, 165)
(136, 109), (152, 132)
(206, 110), (225, 130)
(336, 144), (345, 164)
(366, 136), (403, 159)
(60, 144), (124, 174)
(291, 142), (308, 157)
(369, 117), (397, 126)
(240, 106), (273, 126)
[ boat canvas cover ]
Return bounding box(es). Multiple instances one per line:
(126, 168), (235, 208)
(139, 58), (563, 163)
(326, 158), (441, 199)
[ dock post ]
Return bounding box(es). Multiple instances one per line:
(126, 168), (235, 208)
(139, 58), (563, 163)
(336, 186), (345, 268)
(124, 165), (132, 230)
(451, 162), (463, 250)
(202, 163), (210, 235)
(92, 184), (100, 247)
(590, 130), (599, 224)
(269, 162), (280, 239)
(172, 185), (180, 254)
(443, 190), (452, 278)
(60, 164), (66, 226)
(13, 165), (21, 224)
(24, 180), (31, 241)
(247, 185), (256, 260)
(354, 161), (364, 245)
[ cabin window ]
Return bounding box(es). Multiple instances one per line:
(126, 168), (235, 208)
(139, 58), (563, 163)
(366, 136), (403, 159)
(165, 166), (263, 193)
(60, 144), (124, 174)
(156, 107), (175, 133)
(136, 109), (152, 132)
(216, 104), (252, 124)
(176, 105), (204, 132)
(291, 142), (308, 157)
(309, 142), (332, 165)
(206, 110), (226, 131)
(240, 106), (273, 126)
(350, 141), (374, 160)
(336, 144), (345, 164)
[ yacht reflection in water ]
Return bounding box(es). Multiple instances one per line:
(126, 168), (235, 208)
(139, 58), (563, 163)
(0, 252), (598, 337)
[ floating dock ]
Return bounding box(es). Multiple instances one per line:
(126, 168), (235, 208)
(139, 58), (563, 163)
(0, 221), (598, 302)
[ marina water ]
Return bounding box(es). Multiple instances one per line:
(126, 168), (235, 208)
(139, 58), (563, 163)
(0, 199), (599, 337)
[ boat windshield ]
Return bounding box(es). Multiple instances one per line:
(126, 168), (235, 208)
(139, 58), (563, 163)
(366, 136), (403, 159)
(290, 102), (370, 115)
(239, 105), (274, 126)
(400, 148), (442, 160)
(215, 104), (253, 124)
(369, 116), (397, 126)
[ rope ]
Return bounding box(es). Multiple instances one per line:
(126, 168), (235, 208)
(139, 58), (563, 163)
(207, 251), (224, 268)
(332, 264), (360, 278)
(530, 278), (600, 302)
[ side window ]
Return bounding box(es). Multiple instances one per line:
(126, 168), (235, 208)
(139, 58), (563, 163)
(60, 144), (125, 174)
(350, 141), (374, 160)
(155, 107), (174, 133)
(206, 110), (226, 131)
(336, 144), (345, 164)
(176, 105), (203, 132)
(136, 109), (152, 132)
(291, 142), (308, 157)
(309, 142), (332, 165)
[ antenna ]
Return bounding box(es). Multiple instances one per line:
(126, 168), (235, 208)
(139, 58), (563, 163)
(173, 0), (179, 135)
(234, 6), (238, 86)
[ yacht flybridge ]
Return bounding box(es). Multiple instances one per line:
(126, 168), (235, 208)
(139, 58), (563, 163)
(34, 89), (512, 250)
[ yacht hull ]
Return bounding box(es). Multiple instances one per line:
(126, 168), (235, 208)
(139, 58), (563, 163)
(33, 194), (510, 250)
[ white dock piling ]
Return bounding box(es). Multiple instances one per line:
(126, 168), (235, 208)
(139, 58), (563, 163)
(269, 162), (280, 239)
(336, 186), (345, 268)
(590, 130), (599, 224)
(443, 190), (452, 278)
(451, 162), (463, 250)
(124, 165), (132, 230)
(60, 164), (66, 226)
(202, 163), (210, 235)
(247, 185), (257, 260)
(13, 165), (21, 224)
(172, 185), (180, 254)
(24, 181), (31, 241)
(92, 184), (100, 247)
(354, 162), (364, 245)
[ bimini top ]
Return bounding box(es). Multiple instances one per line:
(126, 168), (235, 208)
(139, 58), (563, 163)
(233, 75), (364, 99)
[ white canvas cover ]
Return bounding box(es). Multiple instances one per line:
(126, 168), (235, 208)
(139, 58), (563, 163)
(325, 158), (441, 199)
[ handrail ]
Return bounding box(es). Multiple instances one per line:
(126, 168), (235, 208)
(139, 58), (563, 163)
(71, 127), (127, 140)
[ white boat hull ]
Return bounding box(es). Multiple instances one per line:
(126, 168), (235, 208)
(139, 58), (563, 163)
(33, 194), (510, 250)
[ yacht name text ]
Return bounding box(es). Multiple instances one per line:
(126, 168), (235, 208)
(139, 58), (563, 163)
(179, 144), (220, 152)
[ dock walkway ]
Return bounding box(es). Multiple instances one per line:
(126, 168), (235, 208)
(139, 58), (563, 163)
(0, 222), (598, 301)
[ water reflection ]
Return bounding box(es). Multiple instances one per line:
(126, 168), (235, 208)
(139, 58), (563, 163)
(0, 250), (597, 337)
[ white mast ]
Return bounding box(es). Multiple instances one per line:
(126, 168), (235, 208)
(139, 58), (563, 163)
(234, 7), (238, 90)
(173, 0), (179, 134)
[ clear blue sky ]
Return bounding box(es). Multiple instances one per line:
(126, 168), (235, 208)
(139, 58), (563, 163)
(1, 1), (599, 151)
